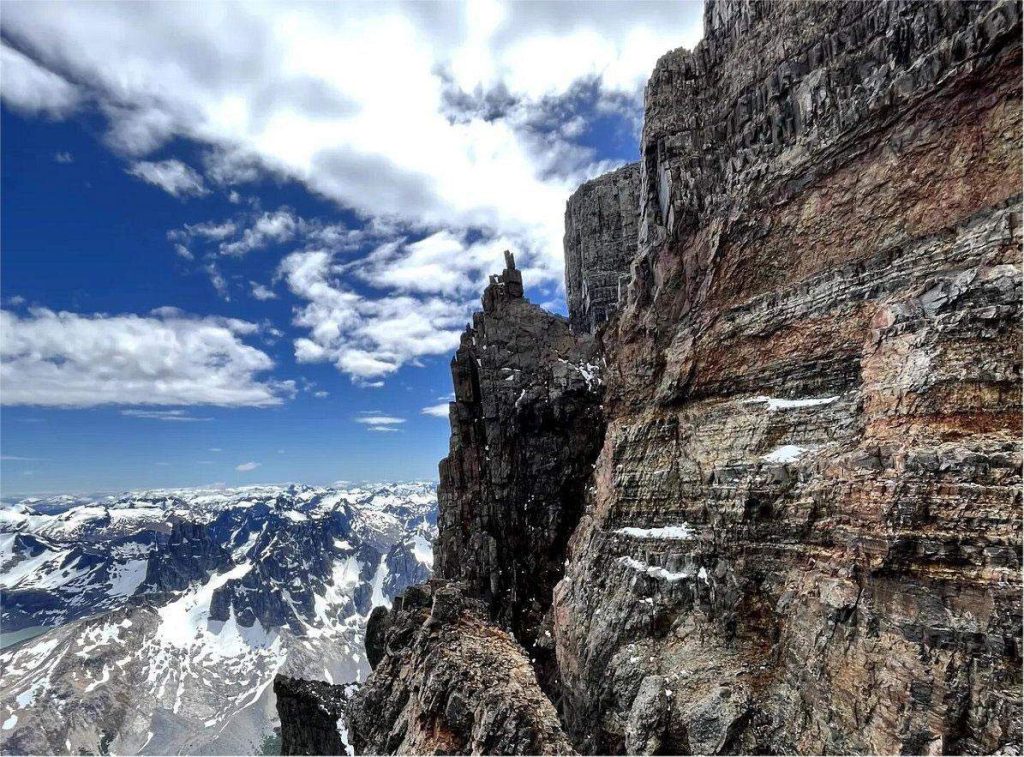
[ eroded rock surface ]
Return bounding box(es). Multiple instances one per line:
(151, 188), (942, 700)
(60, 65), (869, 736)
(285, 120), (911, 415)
(274, 676), (350, 756)
(555, 0), (1023, 753)
(564, 163), (640, 334)
(346, 582), (576, 756)
(435, 252), (606, 664)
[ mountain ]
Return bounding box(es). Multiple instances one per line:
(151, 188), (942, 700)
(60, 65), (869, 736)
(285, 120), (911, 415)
(280, 2), (1020, 755)
(0, 482), (436, 755)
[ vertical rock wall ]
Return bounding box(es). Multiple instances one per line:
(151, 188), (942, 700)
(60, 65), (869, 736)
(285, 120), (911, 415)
(304, 3), (1021, 755)
(435, 253), (606, 664)
(554, 0), (1022, 753)
(564, 163), (640, 334)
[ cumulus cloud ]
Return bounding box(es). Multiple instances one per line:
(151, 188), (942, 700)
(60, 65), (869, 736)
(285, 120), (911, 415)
(0, 1), (701, 269)
(235, 461), (261, 471)
(250, 282), (277, 301)
(281, 249), (471, 380)
(127, 159), (208, 198)
(2, 1), (703, 381)
(0, 308), (293, 407)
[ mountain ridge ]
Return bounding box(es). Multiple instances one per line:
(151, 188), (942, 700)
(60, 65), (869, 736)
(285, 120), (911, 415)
(0, 482), (437, 755)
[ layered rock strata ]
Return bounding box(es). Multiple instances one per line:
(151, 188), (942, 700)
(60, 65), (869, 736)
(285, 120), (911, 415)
(554, 0), (1023, 753)
(564, 163), (640, 334)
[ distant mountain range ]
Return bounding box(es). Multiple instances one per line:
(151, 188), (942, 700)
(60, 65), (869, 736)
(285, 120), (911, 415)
(0, 482), (436, 755)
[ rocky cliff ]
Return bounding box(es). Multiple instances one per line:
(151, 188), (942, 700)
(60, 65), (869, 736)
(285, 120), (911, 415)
(434, 251), (606, 680)
(287, 1), (1022, 754)
(554, 1), (1022, 753)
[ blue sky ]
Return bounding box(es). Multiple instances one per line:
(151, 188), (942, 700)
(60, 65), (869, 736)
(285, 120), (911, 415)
(0, 1), (702, 495)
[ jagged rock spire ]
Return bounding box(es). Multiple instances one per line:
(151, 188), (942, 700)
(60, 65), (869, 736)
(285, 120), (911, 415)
(482, 249), (524, 311)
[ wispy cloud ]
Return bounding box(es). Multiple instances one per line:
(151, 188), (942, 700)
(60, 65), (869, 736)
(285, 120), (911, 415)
(54, 151), (74, 163)
(127, 159), (208, 198)
(421, 402), (450, 418)
(0, 455), (45, 461)
(121, 409), (212, 422)
(355, 412), (405, 432)
(250, 282), (277, 301)
(235, 461), (260, 472)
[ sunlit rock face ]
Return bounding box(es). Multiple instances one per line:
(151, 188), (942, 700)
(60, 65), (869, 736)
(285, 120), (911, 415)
(554, 0), (1022, 753)
(346, 582), (577, 756)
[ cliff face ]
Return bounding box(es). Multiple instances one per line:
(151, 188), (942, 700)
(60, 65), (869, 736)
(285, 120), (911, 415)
(274, 676), (350, 756)
(564, 163), (641, 334)
(434, 251), (606, 666)
(288, 2), (1022, 754)
(555, 0), (1022, 753)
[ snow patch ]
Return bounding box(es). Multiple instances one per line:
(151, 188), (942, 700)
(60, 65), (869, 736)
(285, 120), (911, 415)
(411, 534), (433, 568)
(744, 395), (839, 411)
(615, 524), (693, 540)
(338, 717), (355, 756)
(620, 556), (692, 582)
(762, 445), (809, 463)
(107, 559), (148, 597)
(369, 557), (391, 610)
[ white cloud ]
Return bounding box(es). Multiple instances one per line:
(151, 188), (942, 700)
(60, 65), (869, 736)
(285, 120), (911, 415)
(209, 447), (223, 452)
(121, 409), (212, 421)
(236, 461), (260, 471)
(1, 2), (704, 381)
(0, 42), (81, 116)
(0, 308), (293, 407)
(127, 159), (208, 197)
(421, 403), (450, 418)
(250, 282), (277, 301)
(281, 248), (471, 380)
(220, 209), (299, 256)
(54, 151), (74, 163)
(0, 1), (701, 269)
(355, 413), (405, 432)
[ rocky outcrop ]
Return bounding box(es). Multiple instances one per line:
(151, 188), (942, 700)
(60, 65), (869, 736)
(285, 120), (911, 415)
(289, 2), (1022, 754)
(554, 0), (1022, 754)
(435, 251), (606, 665)
(564, 163), (640, 334)
(346, 582), (576, 755)
(274, 676), (350, 756)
